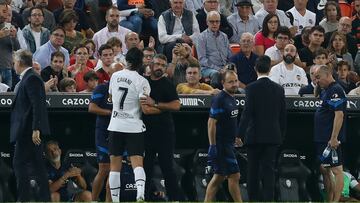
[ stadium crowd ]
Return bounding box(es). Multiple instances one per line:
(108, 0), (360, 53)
(2, 0), (360, 202)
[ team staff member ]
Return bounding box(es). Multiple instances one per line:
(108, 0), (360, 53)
(314, 65), (346, 202)
(10, 49), (51, 201)
(205, 70), (242, 202)
(88, 46), (121, 201)
(139, 54), (182, 201)
(238, 55), (286, 201)
(107, 47), (151, 202)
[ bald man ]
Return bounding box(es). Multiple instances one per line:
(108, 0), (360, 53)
(324, 17), (357, 59)
(269, 44), (308, 95)
(124, 32), (140, 53)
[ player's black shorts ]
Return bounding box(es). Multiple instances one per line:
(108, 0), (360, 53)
(316, 142), (343, 168)
(95, 128), (110, 163)
(213, 142), (240, 176)
(109, 131), (144, 156)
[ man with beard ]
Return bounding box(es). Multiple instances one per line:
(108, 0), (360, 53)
(21, 6), (50, 53)
(238, 55), (286, 201)
(22, 0), (55, 31)
(44, 140), (92, 202)
(139, 54), (183, 201)
(93, 6), (131, 57)
(205, 70), (242, 202)
(269, 44), (308, 95)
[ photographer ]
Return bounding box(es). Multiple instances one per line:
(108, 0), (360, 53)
(166, 42), (198, 87)
(45, 140), (92, 202)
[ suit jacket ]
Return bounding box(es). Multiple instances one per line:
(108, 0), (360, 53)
(238, 77), (286, 145)
(196, 8), (233, 39)
(10, 69), (50, 143)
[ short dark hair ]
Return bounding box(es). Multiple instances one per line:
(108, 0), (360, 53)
(313, 47), (328, 58)
(73, 44), (89, 55)
(51, 26), (66, 35)
(98, 44), (113, 56)
(106, 6), (119, 17)
(153, 54), (167, 62)
(51, 51), (65, 61)
(274, 26), (291, 38)
(336, 60), (350, 71)
(29, 6), (44, 18)
(126, 47), (144, 71)
(106, 37), (122, 48)
(262, 14), (280, 37)
(309, 25), (325, 35)
(255, 55), (271, 73)
(83, 70), (99, 82)
(143, 47), (156, 54)
(59, 10), (79, 26)
(187, 61), (200, 69)
(59, 78), (76, 92)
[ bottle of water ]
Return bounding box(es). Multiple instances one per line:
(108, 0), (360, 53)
(331, 149), (338, 164)
(321, 145), (331, 161)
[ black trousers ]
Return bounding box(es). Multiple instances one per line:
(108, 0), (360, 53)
(246, 144), (279, 202)
(143, 130), (182, 201)
(13, 135), (50, 202)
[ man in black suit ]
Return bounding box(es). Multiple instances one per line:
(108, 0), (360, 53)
(238, 55), (286, 201)
(196, 0), (233, 39)
(10, 49), (51, 201)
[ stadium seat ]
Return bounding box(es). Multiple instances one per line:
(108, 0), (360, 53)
(230, 44), (241, 55)
(339, 0), (354, 17)
(277, 149), (311, 202)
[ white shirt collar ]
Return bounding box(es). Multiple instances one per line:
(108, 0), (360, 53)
(257, 75), (269, 80)
(20, 67), (32, 80)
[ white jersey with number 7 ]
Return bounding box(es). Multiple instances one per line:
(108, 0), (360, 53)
(107, 69), (151, 133)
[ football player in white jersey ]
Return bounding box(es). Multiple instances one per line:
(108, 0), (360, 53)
(107, 47), (151, 202)
(269, 44), (308, 95)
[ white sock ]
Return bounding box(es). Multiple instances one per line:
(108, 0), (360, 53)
(109, 171), (121, 202)
(134, 167), (146, 200)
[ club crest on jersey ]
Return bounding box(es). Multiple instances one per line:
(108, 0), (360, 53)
(309, 19), (313, 24)
(331, 93), (339, 99)
(296, 75), (301, 81)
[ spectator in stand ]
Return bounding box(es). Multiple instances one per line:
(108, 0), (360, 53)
(5, 5), (26, 49)
(59, 10), (85, 53)
(184, 0), (203, 12)
(67, 44), (92, 91)
(41, 51), (71, 90)
(158, 0), (200, 62)
(196, 11), (232, 89)
(269, 44), (308, 95)
(176, 62), (220, 94)
(299, 65), (320, 96)
(167, 42), (198, 86)
(294, 26), (312, 51)
(313, 47), (329, 66)
(80, 70), (98, 92)
(196, 0), (233, 40)
(227, 0), (260, 43)
(96, 44), (116, 84)
(254, 13), (279, 56)
(44, 140), (92, 202)
(255, 0), (297, 36)
(218, 0), (236, 17)
(124, 32), (141, 53)
(352, 0), (360, 48)
(117, 0), (158, 42)
(0, 1), (20, 88)
(327, 31), (354, 70)
(53, 0), (94, 39)
(106, 37), (126, 65)
(336, 60), (357, 94)
(265, 26), (292, 67)
(22, 6), (50, 54)
(299, 26), (326, 71)
(33, 26), (70, 70)
(93, 6), (131, 57)
(319, 1), (341, 33)
(229, 32), (258, 92)
(59, 77), (76, 92)
(324, 17), (358, 60)
(287, 0), (316, 36)
(141, 47), (156, 76)
(22, 0), (55, 31)
(70, 39), (96, 68)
